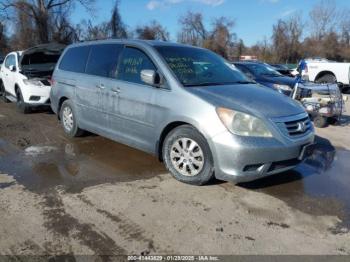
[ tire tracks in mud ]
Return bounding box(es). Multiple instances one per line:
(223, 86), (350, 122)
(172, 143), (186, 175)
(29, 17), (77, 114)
(76, 194), (162, 255)
(40, 190), (166, 256)
(41, 190), (127, 256)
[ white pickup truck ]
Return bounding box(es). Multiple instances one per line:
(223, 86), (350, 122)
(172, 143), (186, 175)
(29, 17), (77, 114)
(298, 58), (350, 92)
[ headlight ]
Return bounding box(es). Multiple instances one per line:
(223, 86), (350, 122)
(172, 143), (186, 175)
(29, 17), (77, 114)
(23, 79), (44, 86)
(216, 107), (273, 137)
(273, 84), (292, 91)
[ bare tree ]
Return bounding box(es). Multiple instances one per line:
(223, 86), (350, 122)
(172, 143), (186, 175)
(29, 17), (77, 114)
(177, 11), (207, 46)
(10, 2), (37, 50)
(249, 37), (273, 62)
(204, 17), (236, 59)
(339, 9), (350, 46)
(236, 39), (245, 58)
(0, 0), (95, 43)
(110, 0), (127, 39)
(135, 20), (169, 41)
(309, 0), (338, 40)
(271, 14), (303, 63)
(0, 22), (9, 55)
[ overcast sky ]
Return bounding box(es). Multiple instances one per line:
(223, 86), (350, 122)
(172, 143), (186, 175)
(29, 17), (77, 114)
(72, 0), (350, 46)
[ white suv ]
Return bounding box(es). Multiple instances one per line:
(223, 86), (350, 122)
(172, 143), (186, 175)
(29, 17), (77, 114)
(0, 44), (65, 113)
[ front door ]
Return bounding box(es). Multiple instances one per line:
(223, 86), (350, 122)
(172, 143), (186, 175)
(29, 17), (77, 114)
(2, 54), (17, 97)
(112, 46), (159, 153)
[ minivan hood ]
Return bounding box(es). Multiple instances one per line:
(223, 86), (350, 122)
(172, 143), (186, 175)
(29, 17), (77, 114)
(187, 84), (305, 118)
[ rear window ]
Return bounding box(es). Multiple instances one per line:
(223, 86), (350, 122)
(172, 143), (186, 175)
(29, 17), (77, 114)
(59, 46), (90, 73)
(85, 44), (123, 78)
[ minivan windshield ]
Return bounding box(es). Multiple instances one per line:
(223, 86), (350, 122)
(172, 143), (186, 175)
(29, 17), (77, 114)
(155, 46), (252, 87)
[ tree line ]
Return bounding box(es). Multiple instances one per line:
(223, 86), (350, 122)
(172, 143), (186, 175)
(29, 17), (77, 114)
(0, 0), (349, 63)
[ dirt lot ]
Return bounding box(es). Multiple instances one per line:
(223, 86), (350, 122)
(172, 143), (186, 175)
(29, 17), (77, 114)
(0, 99), (350, 257)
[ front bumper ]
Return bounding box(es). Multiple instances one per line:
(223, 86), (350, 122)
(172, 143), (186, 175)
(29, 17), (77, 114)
(208, 130), (315, 183)
(22, 84), (52, 106)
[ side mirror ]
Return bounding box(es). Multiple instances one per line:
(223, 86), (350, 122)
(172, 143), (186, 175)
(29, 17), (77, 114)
(9, 65), (16, 72)
(141, 69), (160, 86)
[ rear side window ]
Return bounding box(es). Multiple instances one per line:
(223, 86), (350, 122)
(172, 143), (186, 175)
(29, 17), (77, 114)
(85, 44), (122, 78)
(59, 46), (90, 73)
(118, 47), (156, 85)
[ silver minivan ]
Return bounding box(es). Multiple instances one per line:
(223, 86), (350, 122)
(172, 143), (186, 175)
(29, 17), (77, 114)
(50, 40), (315, 185)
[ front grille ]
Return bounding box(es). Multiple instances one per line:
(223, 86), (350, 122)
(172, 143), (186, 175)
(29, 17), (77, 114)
(272, 113), (312, 138)
(284, 116), (312, 136)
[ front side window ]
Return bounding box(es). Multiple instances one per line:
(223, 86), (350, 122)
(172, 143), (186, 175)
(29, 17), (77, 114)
(5, 54), (16, 69)
(155, 46), (250, 87)
(59, 46), (90, 73)
(118, 47), (156, 85)
(85, 44), (123, 78)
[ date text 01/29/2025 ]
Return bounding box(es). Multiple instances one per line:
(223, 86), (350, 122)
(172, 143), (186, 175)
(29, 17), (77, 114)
(127, 255), (220, 261)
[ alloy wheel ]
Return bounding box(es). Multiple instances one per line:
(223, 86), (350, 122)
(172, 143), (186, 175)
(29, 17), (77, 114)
(170, 137), (204, 177)
(62, 106), (74, 132)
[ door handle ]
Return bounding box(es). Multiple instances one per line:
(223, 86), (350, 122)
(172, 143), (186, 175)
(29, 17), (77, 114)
(97, 83), (105, 89)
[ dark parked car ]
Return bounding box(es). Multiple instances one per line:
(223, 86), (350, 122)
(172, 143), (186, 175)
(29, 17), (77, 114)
(270, 64), (294, 77)
(233, 61), (296, 96)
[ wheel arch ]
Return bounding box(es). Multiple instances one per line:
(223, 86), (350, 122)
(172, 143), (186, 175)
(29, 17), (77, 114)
(157, 121), (193, 161)
(57, 96), (69, 119)
(14, 84), (21, 100)
(315, 70), (337, 82)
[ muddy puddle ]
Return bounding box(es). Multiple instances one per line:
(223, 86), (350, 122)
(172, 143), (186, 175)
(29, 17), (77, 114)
(238, 136), (350, 232)
(0, 128), (349, 232)
(0, 136), (166, 193)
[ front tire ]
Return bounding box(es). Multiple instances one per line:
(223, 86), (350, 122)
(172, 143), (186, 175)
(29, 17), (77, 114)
(16, 88), (31, 114)
(0, 81), (10, 103)
(313, 116), (328, 128)
(60, 100), (85, 137)
(162, 125), (214, 185)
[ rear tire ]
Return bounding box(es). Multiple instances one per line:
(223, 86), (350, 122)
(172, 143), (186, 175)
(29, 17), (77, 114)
(16, 88), (31, 114)
(162, 125), (215, 185)
(316, 74), (336, 84)
(0, 81), (10, 103)
(60, 100), (85, 137)
(313, 116), (328, 128)
(328, 117), (338, 125)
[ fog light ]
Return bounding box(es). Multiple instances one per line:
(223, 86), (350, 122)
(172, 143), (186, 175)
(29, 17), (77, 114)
(29, 96), (40, 101)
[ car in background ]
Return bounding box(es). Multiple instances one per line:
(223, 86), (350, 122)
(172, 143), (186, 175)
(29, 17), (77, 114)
(50, 40), (314, 185)
(298, 58), (350, 92)
(270, 64), (294, 77)
(233, 61), (297, 96)
(0, 56), (3, 66)
(0, 43), (65, 113)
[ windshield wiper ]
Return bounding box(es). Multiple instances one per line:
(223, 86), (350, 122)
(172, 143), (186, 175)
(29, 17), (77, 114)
(232, 81), (255, 84)
(261, 73), (281, 77)
(184, 81), (255, 87)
